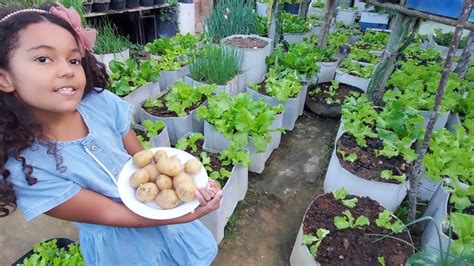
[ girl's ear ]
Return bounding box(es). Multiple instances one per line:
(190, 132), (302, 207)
(0, 69), (14, 93)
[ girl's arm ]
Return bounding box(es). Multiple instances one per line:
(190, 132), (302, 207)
(45, 187), (222, 227)
(122, 128), (144, 156)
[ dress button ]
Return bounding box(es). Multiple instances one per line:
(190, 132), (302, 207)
(113, 171), (119, 176)
(90, 144), (98, 151)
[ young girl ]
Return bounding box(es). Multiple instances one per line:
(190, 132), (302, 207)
(0, 3), (222, 265)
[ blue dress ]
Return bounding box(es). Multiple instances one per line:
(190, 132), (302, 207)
(5, 89), (217, 265)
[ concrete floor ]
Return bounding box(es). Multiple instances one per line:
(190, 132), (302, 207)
(0, 111), (338, 266)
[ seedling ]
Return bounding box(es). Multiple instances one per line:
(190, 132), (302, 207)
(375, 210), (404, 233)
(303, 228), (330, 257)
(334, 210), (370, 229)
(332, 188), (358, 208)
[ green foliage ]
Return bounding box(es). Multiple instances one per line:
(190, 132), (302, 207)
(189, 45), (242, 85)
(142, 119), (165, 139)
(282, 12), (312, 33)
(327, 31), (350, 50)
(303, 228), (330, 257)
(349, 47), (380, 65)
(375, 210), (404, 233)
(380, 170), (406, 184)
(402, 44), (443, 66)
(378, 256), (386, 266)
(253, 67), (302, 102)
(450, 212), (474, 260)
(331, 188), (358, 208)
(164, 80), (216, 117)
(337, 149), (358, 163)
(354, 30), (389, 51)
(311, 0), (325, 8)
(219, 144), (250, 168)
(339, 57), (375, 79)
(386, 61), (461, 112)
(433, 28), (468, 48)
(108, 59), (160, 97)
(176, 133), (204, 152)
(266, 42), (333, 78)
(94, 22), (133, 54)
(196, 91), (283, 153)
(205, 0), (257, 43)
(20, 239), (84, 266)
(334, 210), (370, 229)
(256, 15), (268, 36)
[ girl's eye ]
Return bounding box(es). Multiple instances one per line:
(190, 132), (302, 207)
(70, 59), (81, 65)
(35, 56), (51, 63)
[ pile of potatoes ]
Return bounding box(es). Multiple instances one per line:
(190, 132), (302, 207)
(130, 149), (203, 209)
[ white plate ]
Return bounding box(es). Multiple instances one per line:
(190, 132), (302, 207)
(118, 147), (208, 220)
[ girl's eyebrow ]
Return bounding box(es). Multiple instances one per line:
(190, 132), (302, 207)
(27, 45), (81, 54)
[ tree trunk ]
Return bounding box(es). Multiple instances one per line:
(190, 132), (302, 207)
(407, 0), (473, 222)
(318, 0), (336, 48)
(299, 0), (311, 19)
(367, 5), (417, 105)
(454, 31), (474, 78)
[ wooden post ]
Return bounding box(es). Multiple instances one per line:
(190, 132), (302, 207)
(299, 0), (311, 19)
(269, 0), (284, 48)
(318, 0), (336, 48)
(407, 0), (473, 222)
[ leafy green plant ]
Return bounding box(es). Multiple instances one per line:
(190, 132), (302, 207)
(250, 67), (302, 102)
(350, 47), (380, 65)
(449, 212), (474, 260)
(142, 119), (165, 139)
(386, 61), (461, 112)
(338, 57), (375, 79)
(196, 91), (284, 152)
(311, 0), (325, 8)
(256, 15), (268, 36)
(433, 28), (468, 48)
(375, 209), (405, 233)
(176, 133), (204, 152)
(189, 45), (242, 85)
(332, 188), (358, 208)
(308, 79), (346, 105)
(334, 210), (370, 229)
(108, 59), (160, 97)
(20, 239), (84, 266)
(380, 170), (406, 183)
(337, 149), (358, 162)
(94, 21), (133, 54)
(377, 256), (386, 266)
(205, 0), (257, 43)
(327, 31), (350, 50)
(402, 44), (443, 66)
(282, 12), (312, 33)
(165, 81), (215, 116)
(355, 30), (389, 51)
(303, 228), (330, 257)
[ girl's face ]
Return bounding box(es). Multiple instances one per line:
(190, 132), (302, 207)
(1, 21), (86, 116)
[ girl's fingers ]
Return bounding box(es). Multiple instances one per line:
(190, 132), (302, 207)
(199, 187), (213, 201)
(195, 190), (207, 206)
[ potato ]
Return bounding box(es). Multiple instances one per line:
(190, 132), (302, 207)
(173, 172), (194, 188)
(130, 169), (150, 188)
(155, 189), (180, 209)
(184, 159), (202, 175)
(143, 164), (160, 182)
(175, 181), (198, 202)
(153, 150), (168, 163)
(135, 183), (159, 203)
(155, 174), (173, 190)
(156, 155), (182, 177)
(133, 150), (154, 168)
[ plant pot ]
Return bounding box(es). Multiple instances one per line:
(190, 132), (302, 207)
(199, 155), (248, 243)
(360, 12), (390, 31)
(222, 34), (272, 84)
(132, 122), (171, 147)
(305, 82), (365, 119)
(122, 81), (161, 107)
(184, 73), (246, 96)
(155, 0), (165, 4)
(323, 127), (410, 211)
(418, 109), (450, 131)
(138, 92), (203, 145)
(202, 114), (283, 173)
(159, 65), (190, 92)
(92, 2), (110, 12)
(256, 2), (269, 17)
(284, 2), (300, 15)
(110, 0), (126, 10)
(283, 32), (311, 44)
(290, 193), (413, 265)
(157, 21), (178, 38)
(246, 86), (303, 131)
(335, 69), (371, 92)
(316, 61), (337, 83)
(335, 8), (357, 25)
(446, 112), (462, 134)
(140, 0), (155, 6)
(12, 238), (77, 265)
(83, 2), (93, 13)
(126, 0), (140, 8)
(430, 38), (465, 57)
(93, 49), (130, 73)
(178, 2), (196, 34)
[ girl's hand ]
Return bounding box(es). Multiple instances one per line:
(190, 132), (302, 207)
(192, 180), (222, 218)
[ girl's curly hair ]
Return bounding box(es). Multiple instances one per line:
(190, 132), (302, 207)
(0, 4), (109, 217)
